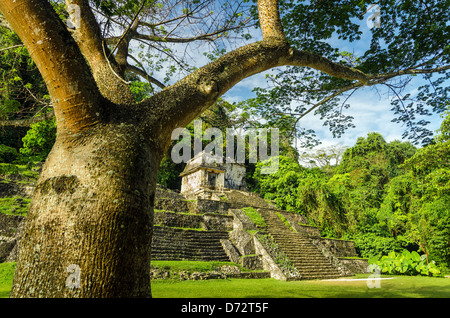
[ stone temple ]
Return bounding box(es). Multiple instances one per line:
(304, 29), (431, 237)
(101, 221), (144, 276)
(1, 154), (369, 281)
(180, 151), (247, 199)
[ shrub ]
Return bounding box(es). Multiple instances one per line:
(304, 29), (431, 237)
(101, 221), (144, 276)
(20, 118), (56, 161)
(353, 233), (404, 258)
(0, 144), (19, 163)
(368, 250), (441, 276)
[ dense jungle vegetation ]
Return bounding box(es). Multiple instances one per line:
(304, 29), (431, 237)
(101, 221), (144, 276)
(253, 116), (450, 274)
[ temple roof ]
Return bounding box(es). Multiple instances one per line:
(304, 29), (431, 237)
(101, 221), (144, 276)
(179, 151), (245, 177)
(179, 151), (226, 177)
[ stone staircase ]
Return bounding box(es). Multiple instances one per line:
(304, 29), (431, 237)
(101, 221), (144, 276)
(258, 209), (343, 280)
(151, 226), (230, 262)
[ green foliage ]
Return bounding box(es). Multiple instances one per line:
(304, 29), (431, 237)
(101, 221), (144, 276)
(0, 27), (47, 122)
(0, 144), (19, 163)
(129, 80), (153, 102)
(253, 155), (304, 210)
(436, 110), (450, 143)
(369, 250), (441, 277)
(353, 233), (404, 259)
(0, 162), (18, 175)
(20, 118), (56, 161)
(377, 172), (416, 236)
(157, 155), (184, 189)
(253, 120), (450, 271)
(0, 197), (31, 216)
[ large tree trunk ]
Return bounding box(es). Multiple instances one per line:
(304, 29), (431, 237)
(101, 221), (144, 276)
(11, 121), (160, 297)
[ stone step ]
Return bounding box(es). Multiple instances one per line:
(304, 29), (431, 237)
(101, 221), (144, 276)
(300, 274), (342, 280)
(153, 239), (229, 244)
(151, 226), (231, 262)
(152, 252), (230, 261)
(152, 252), (230, 258)
(258, 209), (345, 280)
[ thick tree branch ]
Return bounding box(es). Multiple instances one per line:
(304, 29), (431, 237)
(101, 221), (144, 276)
(0, 0), (103, 134)
(285, 49), (369, 84)
(145, 36), (371, 151)
(368, 64), (450, 82)
(65, 0), (135, 104)
(258, 0), (285, 40)
(126, 64), (165, 89)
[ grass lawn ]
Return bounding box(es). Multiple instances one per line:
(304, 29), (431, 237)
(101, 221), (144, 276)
(0, 262), (15, 298)
(1, 261), (449, 298)
(151, 275), (450, 298)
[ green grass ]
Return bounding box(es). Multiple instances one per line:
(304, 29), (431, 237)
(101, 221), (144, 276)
(0, 163), (39, 181)
(152, 275), (450, 298)
(0, 197), (31, 216)
(276, 212), (295, 231)
(2, 261), (450, 298)
(0, 262), (15, 298)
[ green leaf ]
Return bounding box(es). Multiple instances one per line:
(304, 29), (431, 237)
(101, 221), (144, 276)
(410, 251), (421, 262)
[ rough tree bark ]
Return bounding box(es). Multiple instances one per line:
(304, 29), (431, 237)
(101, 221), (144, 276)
(0, 0), (370, 297)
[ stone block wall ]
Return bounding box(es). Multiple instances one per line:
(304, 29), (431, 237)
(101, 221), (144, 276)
(201, 213), (233, 231)
(154, 196), (190, 213)
(0, 213), (25, 262)
(229, 209), (257, 231)
(339, 258), (369, 274)
(192, 198), (231, 214)
(154, 210), (233, 231)
(319, 238), (359, 258)
(154, 211), (203, 229)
